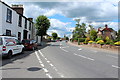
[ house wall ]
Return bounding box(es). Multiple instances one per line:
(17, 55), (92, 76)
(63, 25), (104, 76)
(0, 1), (36, 41)
(0, 2), (2, 35)
(102, 31), (111, 39)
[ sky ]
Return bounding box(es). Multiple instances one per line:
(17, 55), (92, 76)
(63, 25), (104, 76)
(2, 0), (119, 37)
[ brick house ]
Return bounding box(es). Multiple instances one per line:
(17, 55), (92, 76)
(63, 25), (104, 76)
(97, 24), (117, 40)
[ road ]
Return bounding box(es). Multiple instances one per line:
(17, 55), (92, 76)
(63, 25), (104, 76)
(1, 41), (119, 79)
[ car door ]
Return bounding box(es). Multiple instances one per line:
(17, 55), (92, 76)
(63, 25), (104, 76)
(15, 39), (23, 54)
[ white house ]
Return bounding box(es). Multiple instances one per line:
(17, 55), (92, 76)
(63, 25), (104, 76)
(0, 1), (36, 41)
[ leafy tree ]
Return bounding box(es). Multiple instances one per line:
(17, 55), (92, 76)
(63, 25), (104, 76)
(35, 15), (50, 41)
(90, 29), (97, 41)
(57, 37), (61, 40)
(65, 37), (69, 40)
(72, 23), (86, 40)
(52, 33), (58, 40)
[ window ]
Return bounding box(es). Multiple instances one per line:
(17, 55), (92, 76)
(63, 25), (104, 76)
(18, 15), (22, 27)
(15, 39), (21, 45)
(25, 19), (27, 29)
(29, 22), (31, 30)
(6, 8), (12, 23)
(0, 38), (3, 45)
(18, 32), (21, 41)
(6, 30), (11, 36)
(29, 34), (30, 39)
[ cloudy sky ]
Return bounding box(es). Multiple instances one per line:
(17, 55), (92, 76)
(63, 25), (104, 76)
(2, 0), (119, 37)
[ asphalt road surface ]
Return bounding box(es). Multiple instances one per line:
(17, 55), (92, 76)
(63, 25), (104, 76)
(1, 41), (119, 79)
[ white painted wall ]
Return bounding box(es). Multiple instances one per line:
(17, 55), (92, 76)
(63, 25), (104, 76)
(0, 1), (36, 41)
(0, 2), (2, 35)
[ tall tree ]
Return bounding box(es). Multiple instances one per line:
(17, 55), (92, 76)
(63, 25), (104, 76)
(35, 15), (50, 41)
(52, 33), (58, 40)
(90, 29), (97, 41)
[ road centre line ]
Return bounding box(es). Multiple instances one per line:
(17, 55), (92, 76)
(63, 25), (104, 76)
(74, 53), (94, 61)
(35, 51), (52, 78)
(46, 73), (52, 78)
(112, 65), (120, 69)
(78, 48), (82, 51)
(38, 50), (64, 78)
(60, 47), (68, 52)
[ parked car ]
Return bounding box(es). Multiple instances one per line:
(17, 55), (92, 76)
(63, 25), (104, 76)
(22, 39), (38, 50)
(0, 36), (24, 59)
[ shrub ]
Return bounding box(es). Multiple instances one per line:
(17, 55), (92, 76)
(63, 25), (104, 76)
(114, 41), (120, 46)
(73, 37), (78, 41)
(95, 38), (102, 42)
(83, 41), (88, 44)
(113, 39), (119, 42)
(78, 38), (85, 42)
(88, 41), (94, 44)
(105, 40), (113, 45)
(96, 40), (104, 45)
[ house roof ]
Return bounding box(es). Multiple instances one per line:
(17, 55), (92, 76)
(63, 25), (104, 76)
(102, 27), (114, 32)
(0, 1), (34, 23)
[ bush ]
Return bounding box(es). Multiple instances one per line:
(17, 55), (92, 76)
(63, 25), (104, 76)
(95, 38), (102, 42)
(113, 39), (119, 42)
(96, 40), (104, 45)
(105, 40), (113, 45)
(73, 37), (78, 41)
(88, 41), (94, 44)
(83, 41), (88, 44)
(114, 41), (120, 46)
(78, 38), (85, 42)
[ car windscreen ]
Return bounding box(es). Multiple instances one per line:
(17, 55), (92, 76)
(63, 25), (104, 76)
(0, 37), (3, 45)
(22, 40), (30, 43)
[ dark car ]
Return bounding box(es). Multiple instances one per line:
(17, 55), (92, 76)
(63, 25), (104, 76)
(22, 39), (38, 50)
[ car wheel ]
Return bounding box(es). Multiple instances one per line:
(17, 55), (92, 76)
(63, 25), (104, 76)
(7, 51), (12, 59)
(32, 47), (35, 51)
(21, 48), (25, 54)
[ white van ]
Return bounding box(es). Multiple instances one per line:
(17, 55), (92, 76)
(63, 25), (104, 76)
(0, 36), (24, 59)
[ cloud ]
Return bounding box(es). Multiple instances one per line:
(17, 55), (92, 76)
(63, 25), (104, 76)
(48, 19), (73, 37)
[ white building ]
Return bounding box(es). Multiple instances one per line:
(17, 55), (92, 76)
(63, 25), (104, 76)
(0, 1), (36, 41)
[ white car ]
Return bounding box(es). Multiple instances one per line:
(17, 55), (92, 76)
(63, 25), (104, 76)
(0, 36), (24, 59)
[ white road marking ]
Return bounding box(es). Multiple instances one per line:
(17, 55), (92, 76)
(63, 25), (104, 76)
(107, 55), (118, 59)
(38, 50), (65, 78)
(60, 47), (68, 52)
(43, 68), (49, 73)
(78, 48), (82, 51)
(50, 64), (54, 67)
(45, 58), (48, 60)
(47, 61), (50, 63)
(35, 51), (52, 78)
(41, 64), (45, 67)
(58, 73), (64, 78)
(46, 73), (52, 78)
(74, 53), (94, 61)
(112, 65), (120, 69)
(38, 50), (45, 57)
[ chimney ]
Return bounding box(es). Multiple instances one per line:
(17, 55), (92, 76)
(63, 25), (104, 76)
(12, 4), (24, 15)
(105, 24), (108, 28)
(28, 18), (33, 22)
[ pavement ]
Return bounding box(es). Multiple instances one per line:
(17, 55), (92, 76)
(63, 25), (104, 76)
(0, 41), (119, 79)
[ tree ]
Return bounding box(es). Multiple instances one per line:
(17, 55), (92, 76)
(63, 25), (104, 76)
(35, 15), (50, 41)
(72, 23), (86, 39)
(90, 29), (97, 41)
(52, 33), (58, 40)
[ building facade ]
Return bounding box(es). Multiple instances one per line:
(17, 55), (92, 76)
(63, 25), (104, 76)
(97, 25), (117, 40)
(0, 1), (36, 41)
